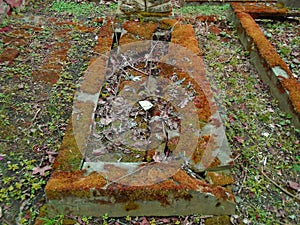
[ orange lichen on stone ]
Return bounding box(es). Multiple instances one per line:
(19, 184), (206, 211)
(281, 78), (300, 113)
(45, 170), (107, 199)
(41, 63), (62, 71)
(119, 33), (140, 45)
(171, 24), (201, 55)
(81, 56), (107, 94)
(98, 21), (113, 37)
(231, 2), (288, 17)
(31, 39), (70, 84)
(111, 163), (178, 187)
(172, 169), (208, 190)
(123, 21), (158, 40)
(102, 169), (214, 205)
(236, 12), (292, 76)
(157, 62), (205, 93)
(192, 135), (209, 163)
(52, 121), (83, 171)
(104, 181), (175, 206)
(145, 149), (156, 162)
(208, 156), (221, 169)
(194, 94), (211, 121)
(93, 22), (113, 54)
(94, 37), (113, 54)
(126, 65), (148, 77)
(206, 172), (234, 187)
(160, 18), (179, 29)
(194, 134), (222, 169)
(172, 170), (234, 201)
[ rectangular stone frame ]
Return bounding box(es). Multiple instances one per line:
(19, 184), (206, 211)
(44, 19), (236, 217)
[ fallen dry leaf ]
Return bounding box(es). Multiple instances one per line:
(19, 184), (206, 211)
(32, 165), (52, 176)
(287, 181), (300, 191)
(140, 217), (149, 225)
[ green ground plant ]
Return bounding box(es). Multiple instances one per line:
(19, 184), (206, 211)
(175, 3), (230, 19)
(48, 0), (118, 18)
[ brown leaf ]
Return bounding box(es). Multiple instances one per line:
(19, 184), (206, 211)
(93, 147), (109, 156)
(288, 181), (300, 191)
(161, 218), (171, 223)
(32, 165), (52, 176)
(234, 136), (244, 144)
(140, 217), (149, 225)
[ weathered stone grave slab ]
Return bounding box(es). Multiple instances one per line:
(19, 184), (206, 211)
(44, 18), (235, 217)
(118, 0), (172, 16)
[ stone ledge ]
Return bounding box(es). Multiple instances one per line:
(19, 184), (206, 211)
(231, 3), (300, 128)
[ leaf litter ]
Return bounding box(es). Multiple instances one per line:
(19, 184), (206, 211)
(85, 52), (189, 163)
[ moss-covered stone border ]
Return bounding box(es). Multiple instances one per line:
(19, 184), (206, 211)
(231, 2), (300, 128)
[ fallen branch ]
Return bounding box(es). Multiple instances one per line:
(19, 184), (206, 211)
(259, 168), (300, 202)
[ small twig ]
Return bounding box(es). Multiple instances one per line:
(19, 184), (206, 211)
(204, 20), (209, 33)
(259, 168), (300, 202)
(238, 169), (248, 194)
(4, 40), (14, 47)
(128, 64), (148, 76)
(0, 139), (9, 142)
(233, 153), (241, 162)
(222, 54), (234, 64)
(35, 98), (49, 103)
(32, 108), (41, 122)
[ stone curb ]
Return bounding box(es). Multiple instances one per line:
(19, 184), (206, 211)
(231, 2), (300, 128)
